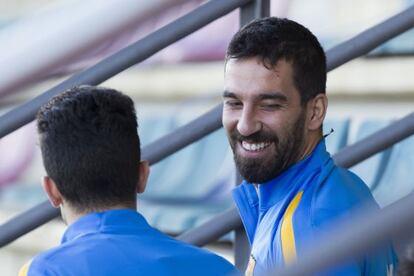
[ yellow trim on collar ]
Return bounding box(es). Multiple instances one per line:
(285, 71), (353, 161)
(281, 191), (303, 264)
(18, 260), (32, 276)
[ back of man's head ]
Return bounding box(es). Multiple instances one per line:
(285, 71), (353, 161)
(37, 86), (140, 213)
(226, 17), (326, 104)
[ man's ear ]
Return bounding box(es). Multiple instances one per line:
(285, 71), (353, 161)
(42, 176), (63, 208)
(307, 93), (328, 131)
(136, 160), (150, 194)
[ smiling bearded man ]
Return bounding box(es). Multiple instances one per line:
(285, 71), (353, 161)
(222, 17), (397, 276)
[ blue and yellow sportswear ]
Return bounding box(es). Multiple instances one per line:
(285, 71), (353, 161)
(233, 140), (397, 275)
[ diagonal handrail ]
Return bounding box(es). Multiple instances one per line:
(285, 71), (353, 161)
(1, 4), (414, 249)
(326, 4), (414, 71)
(141, 104), (223, 163)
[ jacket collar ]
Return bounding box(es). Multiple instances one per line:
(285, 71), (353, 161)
(61, 209), (148, 244)
(255, 139), (331, 211)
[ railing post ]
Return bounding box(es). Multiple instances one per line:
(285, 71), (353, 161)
(234, 0), (270, 271)
(239, 0), (270, 26)
(234, 172), (251, 272)
(235, 225), (251, 271)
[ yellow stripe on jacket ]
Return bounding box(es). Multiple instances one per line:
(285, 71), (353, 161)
(18, 260), (32, 276)
(281, 191), (303, 264)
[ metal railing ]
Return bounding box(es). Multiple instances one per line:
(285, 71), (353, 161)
(0, 0), (414, 274)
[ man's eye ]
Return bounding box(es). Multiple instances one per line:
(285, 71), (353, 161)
(225, 100), (242, 107)
(262, 104), (282, 109)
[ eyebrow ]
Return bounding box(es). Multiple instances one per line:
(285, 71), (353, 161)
(222, 90), (288, 102)
(222, 90), (237, 98)
(257, 92), (288, 102)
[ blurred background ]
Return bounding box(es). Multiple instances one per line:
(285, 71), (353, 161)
(0, 0), (413, 274)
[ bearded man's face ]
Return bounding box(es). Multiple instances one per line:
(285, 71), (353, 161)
(223, 58), (307, 183)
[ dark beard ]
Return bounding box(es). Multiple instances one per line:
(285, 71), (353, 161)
(229, 111), (306, 184)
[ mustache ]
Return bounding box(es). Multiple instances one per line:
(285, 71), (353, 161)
(229, 128), (278, 143)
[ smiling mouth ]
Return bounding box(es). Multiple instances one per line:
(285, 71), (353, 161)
(241, 141), (272, 152)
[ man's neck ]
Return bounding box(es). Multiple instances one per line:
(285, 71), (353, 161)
(298, 133), (322, 162)
(62, 203), (136, 225)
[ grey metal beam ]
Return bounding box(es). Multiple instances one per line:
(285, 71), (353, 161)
(233, 170), (251, 271)
(239, 0), (270, 26)
(234, 226), (251, 272)
(334, 112), (414, 168)
(234, 0), (269, 269)
(326, 5), (414, 71)
(0, 202), (59, 247)
(177, 208), (241, 246)
(141, 104), (223, 164)
(0, 0), (252, 140)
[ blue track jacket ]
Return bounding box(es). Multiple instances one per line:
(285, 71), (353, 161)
(19, 209), (239, 276)
(233, 140), (397, 275)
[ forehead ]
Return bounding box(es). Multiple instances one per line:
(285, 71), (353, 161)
(224, 57), (298, 100)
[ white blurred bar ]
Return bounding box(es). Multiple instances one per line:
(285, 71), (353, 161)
(0, 0), (184, 96)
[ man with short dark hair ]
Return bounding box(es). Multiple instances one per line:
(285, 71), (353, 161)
(222, 17), (397, 275)
(19, 86), (239, 276)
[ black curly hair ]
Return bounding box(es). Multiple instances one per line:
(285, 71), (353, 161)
(37, 86), (140, 212)
(226, 17), (326, 104)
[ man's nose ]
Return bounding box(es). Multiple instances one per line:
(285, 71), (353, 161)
(237, 107), (262, 137)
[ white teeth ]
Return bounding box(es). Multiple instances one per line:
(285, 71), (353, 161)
(241, 141), (271, 152)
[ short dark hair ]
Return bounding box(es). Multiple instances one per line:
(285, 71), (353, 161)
(37, 86), (140, 212)
(226, 17), (326, 103)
